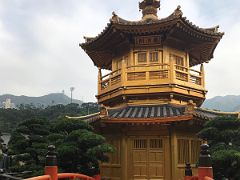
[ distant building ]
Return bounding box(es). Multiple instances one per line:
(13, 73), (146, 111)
(2, 98), (15, 109)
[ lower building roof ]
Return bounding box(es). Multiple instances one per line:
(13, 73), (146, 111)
(108, 104), (185, 119)
(194, 108), (240, 120)
(66, 104), (240, 124)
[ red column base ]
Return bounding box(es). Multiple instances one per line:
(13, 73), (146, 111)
(93, 174), (101, 180)
(185, 176), (193, 180)
(45, 166), (58, 180)
(198, 167), (213, 180)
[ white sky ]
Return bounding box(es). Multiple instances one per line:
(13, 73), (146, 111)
(0, 0), (240, 102)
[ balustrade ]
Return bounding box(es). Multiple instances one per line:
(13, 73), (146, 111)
(98, 63), (204, 94)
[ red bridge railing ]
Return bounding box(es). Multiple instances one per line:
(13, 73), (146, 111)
(24, 145), (99, 180)
(23, 144), (214, 180)
(25, 173), (95, 180)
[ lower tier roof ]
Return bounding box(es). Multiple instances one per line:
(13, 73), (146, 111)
(67, 104), (240, 124)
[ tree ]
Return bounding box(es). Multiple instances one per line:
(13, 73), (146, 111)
(0, 103), (99, 133)
(198, 117), (240, 179)
(49, 118), (113, 175)
(8, 119), (50, 176)
(8, 117), (113, 177)
(0, 131), (3, 143)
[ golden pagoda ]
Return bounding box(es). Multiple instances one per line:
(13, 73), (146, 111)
(77, 1), (238, 179)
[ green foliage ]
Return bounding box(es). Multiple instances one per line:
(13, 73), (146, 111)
(198, 116), (240, 179)
(7, 104), (112, 177)
(49, 119), (113, 175)
(0, 131), (3, 143)
(8, 119), (50, 176)
(0, 103), (99, 133)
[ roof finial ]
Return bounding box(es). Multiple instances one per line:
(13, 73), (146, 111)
(173, 5), (183, 16)
(111, 11), (119, 23)
(139, 0), (160, 21)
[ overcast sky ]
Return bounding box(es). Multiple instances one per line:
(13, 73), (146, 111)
(0, 0), (240, 102)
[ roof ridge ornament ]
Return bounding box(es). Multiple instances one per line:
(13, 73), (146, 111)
(111, 11), (119, 23)
(173, 5), (183, 17)
(203, 25), (220, 33)
(185, 100), (196, 115)
(139, 0), (160, 20)
(83, 36), (94, 42)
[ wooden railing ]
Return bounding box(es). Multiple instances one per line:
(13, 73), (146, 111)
(175, 65), (203, 85)
(189, 68), (202, 85)
(100, 69), (121, 90)
(98, 63), (204, 94)
(126, 64), (169, 81)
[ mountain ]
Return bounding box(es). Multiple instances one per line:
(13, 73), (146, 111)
(0, 93), (83, 108)
(1, 93), (240, 112)
(202, 95), (240, 112)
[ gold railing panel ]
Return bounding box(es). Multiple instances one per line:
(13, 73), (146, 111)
(99, 63), (204, 94)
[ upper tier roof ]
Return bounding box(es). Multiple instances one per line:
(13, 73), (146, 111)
(80, 6), (224, 69)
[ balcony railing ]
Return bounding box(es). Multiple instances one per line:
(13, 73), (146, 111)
(100, 69), (121, 90)
(98, 63), (204, 94)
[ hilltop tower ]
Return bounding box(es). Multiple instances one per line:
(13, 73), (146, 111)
(79, 1), (232, 179)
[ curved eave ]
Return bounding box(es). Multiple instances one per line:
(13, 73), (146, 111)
(178, 17), (223, 66)
(180, 17), (224, 37)
(80, 22), (127, 69)
(80, 11), (223, 47)
(80, 9), (224, 68)
(194, 107), (240, 120)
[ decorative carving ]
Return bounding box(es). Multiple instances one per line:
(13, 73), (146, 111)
(198, 144), (212, 167)
(100, 105), (108, 118)
(45, 145), (57, 166)
(185, 100), (196, 114)
(139, 0), (160, 20)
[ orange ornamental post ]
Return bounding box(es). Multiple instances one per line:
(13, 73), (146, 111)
(44, 145), (58, 180)
(198, 144), (213, 180)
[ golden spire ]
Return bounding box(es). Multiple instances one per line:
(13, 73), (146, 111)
(139, 0), (160, 20)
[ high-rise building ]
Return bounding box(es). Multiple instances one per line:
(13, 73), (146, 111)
(2, 98), (15, 109)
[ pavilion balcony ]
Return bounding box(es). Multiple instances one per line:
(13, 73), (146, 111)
(97, 62), (205, 103)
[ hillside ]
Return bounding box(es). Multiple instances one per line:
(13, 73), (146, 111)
(1, 93), (240, 112)
(0, 93), (83, 108)
(202, 95), (240, 112)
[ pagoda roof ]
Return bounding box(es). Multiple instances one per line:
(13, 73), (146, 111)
(108, 104), (185, 119)
(66, 104), (239, 125)
(80, 6), (224, 69)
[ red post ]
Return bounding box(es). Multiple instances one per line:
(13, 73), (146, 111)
(44, 145), (58, 180)
(198, 144), (213, 180)
(198, 167), (213, 180)
(93, 174), (101, 180)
